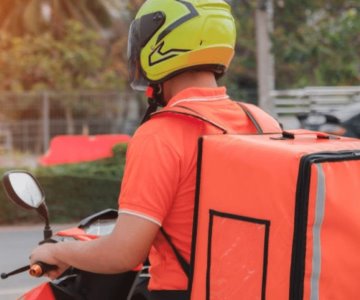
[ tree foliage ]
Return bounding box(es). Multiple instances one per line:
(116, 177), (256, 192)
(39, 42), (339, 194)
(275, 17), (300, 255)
(0, 0), (358, 97)
(0, 20), (122, 92)
(221, 1), (258, 100)
(273, 0), (359, 88)
(0, 0), (124, 38)
(0, 20), (124, 133)
(225, 0), (359, 92)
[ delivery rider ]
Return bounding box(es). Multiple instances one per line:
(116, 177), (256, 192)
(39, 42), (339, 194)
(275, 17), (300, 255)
(30, 1), (264, 299)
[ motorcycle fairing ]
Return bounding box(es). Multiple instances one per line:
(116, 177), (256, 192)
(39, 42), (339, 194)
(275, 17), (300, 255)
(20, 282), (55, 300)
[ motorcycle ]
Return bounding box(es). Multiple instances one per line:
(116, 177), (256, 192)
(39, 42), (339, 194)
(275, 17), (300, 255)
(296, 101), (360, 138)
(1, 170), (151, 300)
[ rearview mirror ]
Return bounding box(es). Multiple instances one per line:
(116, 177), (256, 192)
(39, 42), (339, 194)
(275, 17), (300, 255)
(2, 171), (52, 240)
(2, 171), (45, 210)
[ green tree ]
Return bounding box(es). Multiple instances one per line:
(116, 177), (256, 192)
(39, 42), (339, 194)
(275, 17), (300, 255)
(273, 0), (360, 88)
(0, 20), (123, 133)
(221, 1), (259, 101)
(0, 21), (122, 91)
(2, 0), (358, 98)
(0, 0), (128, 83)
(0, 0), (124, 38)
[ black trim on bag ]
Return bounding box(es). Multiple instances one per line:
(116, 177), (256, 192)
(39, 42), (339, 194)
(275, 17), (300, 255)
(290, 150), (360, 300)
(206, 210), (270, 300)
(188, 137), (204, 298)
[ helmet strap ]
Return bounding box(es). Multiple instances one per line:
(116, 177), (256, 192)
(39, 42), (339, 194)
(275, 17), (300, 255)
(140, 84), (165, 124)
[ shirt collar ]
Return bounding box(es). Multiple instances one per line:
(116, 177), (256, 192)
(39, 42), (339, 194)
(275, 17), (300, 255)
(166, 87), (228, 107)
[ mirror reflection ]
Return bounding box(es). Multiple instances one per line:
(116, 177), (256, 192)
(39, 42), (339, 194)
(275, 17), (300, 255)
(8, 173), (43, 208)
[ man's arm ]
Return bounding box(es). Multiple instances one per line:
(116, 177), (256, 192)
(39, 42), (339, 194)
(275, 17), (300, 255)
(30, 213), (160, 279)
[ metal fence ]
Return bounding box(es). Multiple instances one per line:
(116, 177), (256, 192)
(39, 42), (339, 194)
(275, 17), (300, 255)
(0, 91), (145, 154)
(0, 88), (259, 155)
(3, 87), (357, 154)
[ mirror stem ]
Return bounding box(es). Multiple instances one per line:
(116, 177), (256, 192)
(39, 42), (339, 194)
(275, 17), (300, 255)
(44, 224), (53, 240)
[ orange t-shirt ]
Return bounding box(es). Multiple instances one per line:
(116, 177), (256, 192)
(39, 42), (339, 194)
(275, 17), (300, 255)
(118, 87), (256, 290)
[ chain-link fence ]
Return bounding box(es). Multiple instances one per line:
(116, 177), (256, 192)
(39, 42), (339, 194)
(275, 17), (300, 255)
(0, 91), (145, 154)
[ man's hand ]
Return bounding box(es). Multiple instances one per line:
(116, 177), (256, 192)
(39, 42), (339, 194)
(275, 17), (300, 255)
(30, 243), (70, 280)
(28, 214), (159, 277)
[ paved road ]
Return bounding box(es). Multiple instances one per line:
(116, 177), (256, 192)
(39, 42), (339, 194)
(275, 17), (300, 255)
(0, 224), (71, 300)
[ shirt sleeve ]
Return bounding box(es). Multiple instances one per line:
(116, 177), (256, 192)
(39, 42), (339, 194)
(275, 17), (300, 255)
(118, 129), (181, 226)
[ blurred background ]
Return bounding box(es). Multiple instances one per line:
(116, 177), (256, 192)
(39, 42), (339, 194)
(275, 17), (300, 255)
(0, 0), (359, 219)
(0, 0), (359, 156)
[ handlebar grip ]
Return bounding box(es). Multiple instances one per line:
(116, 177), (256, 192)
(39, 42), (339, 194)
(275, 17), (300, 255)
(29, 262), (58, 277)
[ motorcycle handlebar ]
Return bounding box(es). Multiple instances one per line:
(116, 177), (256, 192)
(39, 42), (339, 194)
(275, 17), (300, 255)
(30, 262), (58, 277)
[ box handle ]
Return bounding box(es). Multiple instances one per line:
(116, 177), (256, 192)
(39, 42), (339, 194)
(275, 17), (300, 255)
(271, 130), (340, 140)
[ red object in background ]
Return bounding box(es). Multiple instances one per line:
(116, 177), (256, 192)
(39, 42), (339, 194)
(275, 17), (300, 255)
(39, 134), (131, 166)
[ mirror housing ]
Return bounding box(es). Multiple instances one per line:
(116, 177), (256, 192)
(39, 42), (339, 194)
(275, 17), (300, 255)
(2, 171), (52, 239)
(2, 171), (45, 209)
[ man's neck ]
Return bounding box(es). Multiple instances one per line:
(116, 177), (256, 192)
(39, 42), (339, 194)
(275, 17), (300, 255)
(163, 71), (218, 103)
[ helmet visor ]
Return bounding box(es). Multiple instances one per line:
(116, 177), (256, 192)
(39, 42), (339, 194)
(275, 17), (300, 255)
(127, 12), (166, 91)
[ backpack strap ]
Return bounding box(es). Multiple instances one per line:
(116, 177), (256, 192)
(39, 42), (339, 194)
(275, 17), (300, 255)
(237, 102), (282, 134)
(152, 105), (228, 134)
(152, 102), (282, 135)
(160, 228), (190, 278)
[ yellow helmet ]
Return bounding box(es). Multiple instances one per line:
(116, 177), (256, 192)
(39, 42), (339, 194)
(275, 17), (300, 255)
(128, 0), (236, 91)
